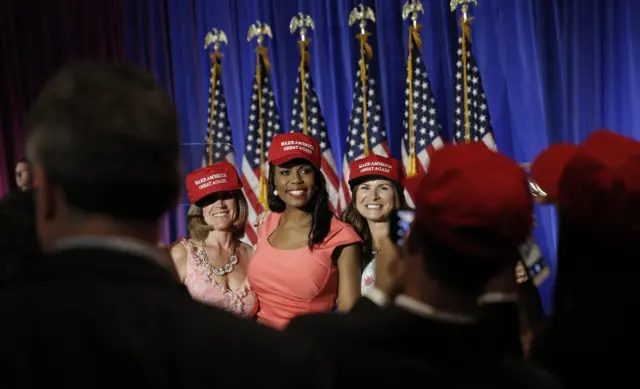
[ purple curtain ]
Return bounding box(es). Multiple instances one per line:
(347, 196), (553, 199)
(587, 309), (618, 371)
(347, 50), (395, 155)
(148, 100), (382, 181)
(122, 0), (181, 244)
(0, 0), (126, 197)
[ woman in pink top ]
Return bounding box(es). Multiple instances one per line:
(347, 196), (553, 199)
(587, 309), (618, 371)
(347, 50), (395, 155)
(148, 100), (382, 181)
(170, 161), (258, 318)
(248, 133), (362, 329)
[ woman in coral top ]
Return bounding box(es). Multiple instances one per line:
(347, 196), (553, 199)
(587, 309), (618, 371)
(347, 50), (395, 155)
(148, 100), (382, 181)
(248, 133), (362, 329)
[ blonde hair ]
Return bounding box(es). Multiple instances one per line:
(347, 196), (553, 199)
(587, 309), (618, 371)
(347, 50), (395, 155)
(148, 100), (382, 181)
(187, 189), (248, 240)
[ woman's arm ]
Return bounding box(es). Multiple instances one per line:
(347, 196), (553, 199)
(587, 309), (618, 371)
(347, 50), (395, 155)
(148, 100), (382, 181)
(169, 242), (188, 282)
(334, 243), (362, 312)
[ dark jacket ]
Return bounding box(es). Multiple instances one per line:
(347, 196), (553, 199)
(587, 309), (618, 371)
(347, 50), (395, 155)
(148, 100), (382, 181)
(287, 297), (561, 389)
(0, 247), (332, 389)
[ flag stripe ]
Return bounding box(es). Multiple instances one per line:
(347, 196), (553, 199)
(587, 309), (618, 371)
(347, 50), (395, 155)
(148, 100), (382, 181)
(338, 57), (389, 211)
(241, 52), (283, 244)
(203, 58), (236, 166)
(452, 33), (496, 148)
(401, 33), (444, 205)
(289, 59), (341, 214)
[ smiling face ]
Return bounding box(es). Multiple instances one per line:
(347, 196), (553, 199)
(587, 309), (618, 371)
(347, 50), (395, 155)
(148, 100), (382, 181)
(273, 160), (317, 208)
(354, 179), (397, 222)
(199, 191), (237, 231)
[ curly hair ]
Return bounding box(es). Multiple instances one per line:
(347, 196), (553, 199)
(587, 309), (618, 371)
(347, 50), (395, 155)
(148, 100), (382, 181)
(267, 162), (332, 251)
(341, 180), (408, 268)
(0, 189), (40, 289)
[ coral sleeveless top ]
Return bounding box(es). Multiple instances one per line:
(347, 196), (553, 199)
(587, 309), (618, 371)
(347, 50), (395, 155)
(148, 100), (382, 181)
(181, 240), (258, 318)
(247, 213), (361, 330)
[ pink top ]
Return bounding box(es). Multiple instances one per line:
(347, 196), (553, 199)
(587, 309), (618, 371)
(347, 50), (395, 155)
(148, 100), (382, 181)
(181, 240), (258, 318)
(247, 213), (361, 330)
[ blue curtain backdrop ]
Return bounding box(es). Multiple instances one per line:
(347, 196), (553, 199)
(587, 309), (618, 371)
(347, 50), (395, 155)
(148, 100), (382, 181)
(122, 0), (640, 312)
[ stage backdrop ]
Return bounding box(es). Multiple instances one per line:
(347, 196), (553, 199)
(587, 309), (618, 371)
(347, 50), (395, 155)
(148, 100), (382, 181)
(0, 0), (125, 196)
(121, 0), (640, 312)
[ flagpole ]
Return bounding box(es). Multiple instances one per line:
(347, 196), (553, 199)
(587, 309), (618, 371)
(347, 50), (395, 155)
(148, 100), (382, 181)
(402, 0), (424, 177)
(290, 13), (316, 136)
(248, 21), (273, 210)
(204, 29), (228, 165)
(349, 5), (376, 157)
(451, 0), (477, 144)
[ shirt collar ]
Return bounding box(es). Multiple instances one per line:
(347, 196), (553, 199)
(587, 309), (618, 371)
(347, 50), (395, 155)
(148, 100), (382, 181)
(394, 294), (478, 324)
(50, 236), (173, 272)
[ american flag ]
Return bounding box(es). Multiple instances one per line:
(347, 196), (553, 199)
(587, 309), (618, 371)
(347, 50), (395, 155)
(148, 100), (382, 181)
(203, 55), (235, 166)
(289, 56), (340, 214)
(453, 29), (496, 150)
(241, 51), (282, 244)
(401, 31), (444, 207)
(338, 59), (389, 211)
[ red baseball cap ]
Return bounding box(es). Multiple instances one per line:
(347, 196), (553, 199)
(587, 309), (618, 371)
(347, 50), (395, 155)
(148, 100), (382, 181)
(348, 154), (404, 188)
(530, 143), (578, 202)
(413, 142), (533, 262)
(185, 160), (242, 204)
(268, 132), (322, 168)
(558, 129), (640, 243)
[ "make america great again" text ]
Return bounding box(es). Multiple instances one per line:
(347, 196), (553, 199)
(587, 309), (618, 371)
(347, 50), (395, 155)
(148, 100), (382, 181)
(280, 140), (314, 155)
(195, 173), (228, 190)
(357, 161), (392, 174)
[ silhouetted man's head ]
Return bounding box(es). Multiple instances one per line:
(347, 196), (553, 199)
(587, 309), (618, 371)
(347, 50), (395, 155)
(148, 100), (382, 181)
(25, 61), (181, 248)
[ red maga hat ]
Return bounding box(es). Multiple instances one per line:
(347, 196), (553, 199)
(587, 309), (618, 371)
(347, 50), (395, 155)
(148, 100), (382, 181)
(530, 143), (578, 202)
(413, 142), (533, 262)
(558, 129), (640, 243)
(348, 154), (404, 188)
(268, 132), (321, 168)
(185, 160), (242, 204)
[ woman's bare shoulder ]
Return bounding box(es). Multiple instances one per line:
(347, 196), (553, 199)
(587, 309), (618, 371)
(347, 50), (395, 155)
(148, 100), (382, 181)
(170, 240), (188, 257)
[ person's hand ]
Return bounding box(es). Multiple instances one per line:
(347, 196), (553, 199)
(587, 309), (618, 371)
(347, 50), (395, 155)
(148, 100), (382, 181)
(253, 210), (272, 227)
(373, 235), (405, 299)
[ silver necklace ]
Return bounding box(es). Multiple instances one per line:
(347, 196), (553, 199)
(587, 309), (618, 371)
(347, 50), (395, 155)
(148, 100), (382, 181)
(195, 242), (238, 278)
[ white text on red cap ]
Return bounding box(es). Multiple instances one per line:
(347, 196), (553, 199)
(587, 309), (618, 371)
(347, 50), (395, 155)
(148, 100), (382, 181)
(281, 140), (314, 155)
(195, 173), (228, 190)
(358, 161), (392, 174)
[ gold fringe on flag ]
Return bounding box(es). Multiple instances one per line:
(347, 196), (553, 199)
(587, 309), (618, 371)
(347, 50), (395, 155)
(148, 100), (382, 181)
(357, 32), (373, 157)
(207, 52), (222, 165)
(298, 40), (310, 135)
(406, 25), (423, 177)
(255, 48), (269, 209)
(460, 17), (473, 144)
(204, 28), (228, 165)
(349, 4), (376, 158)
(450, 0), (478, 144)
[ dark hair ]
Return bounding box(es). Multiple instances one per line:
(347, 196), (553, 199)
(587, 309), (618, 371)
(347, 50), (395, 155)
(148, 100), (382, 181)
(0, 190), (40, 289)
(187, 190), (249, 241)
(406, 223), (509, 294)
(267, 162), (332, 250)
(16, 158), (30, 165)
(341, 179), (408, 268)
(25, 61), (181, 221)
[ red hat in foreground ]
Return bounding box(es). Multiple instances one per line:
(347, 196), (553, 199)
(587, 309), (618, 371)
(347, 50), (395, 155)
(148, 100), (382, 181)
(530, 143), (578, 203)
(413, 142), (533, 262)
(186, 160), (242, 204)
(348, 154), (404, 188)
(558, 129), (640, 243)
(268, 132), (322, 168)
